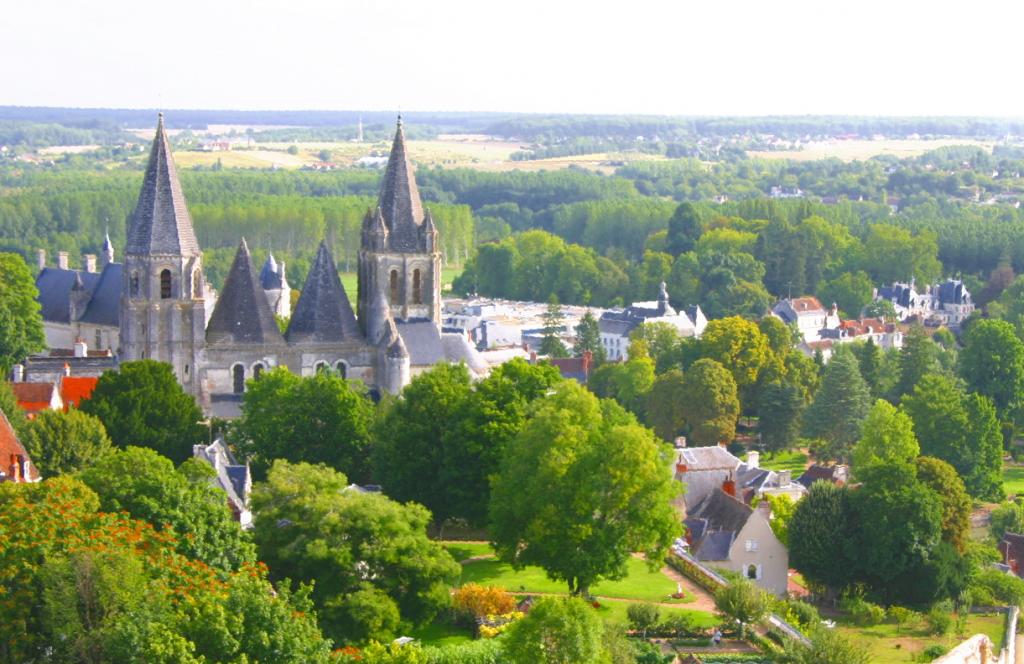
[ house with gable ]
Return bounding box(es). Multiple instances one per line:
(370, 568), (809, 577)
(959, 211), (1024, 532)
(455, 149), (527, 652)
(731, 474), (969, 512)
(193, 438), (252, 527)
(673, 446), (805, 512)
(0, 410), (39, 483)
(771, 296), (840, 342)
(599, 283), (706, 361)
(684, 489), (789, 596)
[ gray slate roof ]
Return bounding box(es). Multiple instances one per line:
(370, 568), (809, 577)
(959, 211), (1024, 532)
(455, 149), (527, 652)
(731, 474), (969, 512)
(206, 240), (284, 344)
(35, 268), (101, 323)
(126, 114), (201, 257)
(285, 242), (361, 343)
(259, 252), (285, 289)
(377, 118), (424, 252)
(396, 320), (446, 366)
(685, 488), (753, 561)
(79, 263), (123, 325)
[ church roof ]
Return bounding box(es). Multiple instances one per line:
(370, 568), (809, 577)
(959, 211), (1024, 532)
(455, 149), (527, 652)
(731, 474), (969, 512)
(126, 114), (201, 257)
(206, 239), (283, 345)
(78, 262), (123, 326)
(285, 241), (361, 343)
(377, 117), (424, 251)
(35, 268), (101, 323)
(259, 252), (284, 289)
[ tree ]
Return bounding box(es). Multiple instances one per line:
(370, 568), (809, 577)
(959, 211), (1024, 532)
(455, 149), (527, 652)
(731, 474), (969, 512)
(21, 408), (112, 476)
(916, 456), (971, 553)
(0, 380), (27, 438)
(714, 577), (771, 638)
(960, 318), (1024, 419)
(0, 252), (46, 375)
(893, 326), (941, 401)
(863, 299), (897, 321)
(666, 202), (703, 256)
(766, 494), (796, 547)
(627, 602), (661, 639)
(861, 224), (942, 285)
(234, 367), (375, 480)
(902, 373), (1004, 501)
(252, 461), (461, 643)
(79, 446), (256, 572)
(817, 271), (874, 318)
(788, 482), (854, 591)
(630, 321), (681, 373)
(757, 382), (805, 453)
(989, 500), (1024, 542)
(540, 295), (569, 358)
(781, 628), (869, 664)
(574, 310), (606, 364)
(645, 369), (687, 442)
(851, 400), (919, 476)
(79, 360), (205, 465)
(503, 597), (607, 664)
(850, 338), (883, 399)
(489, 382), (681, 597)
(679, 359), (740, 445)
(696, 316), (773, 390)
(802, 350), (871, 461)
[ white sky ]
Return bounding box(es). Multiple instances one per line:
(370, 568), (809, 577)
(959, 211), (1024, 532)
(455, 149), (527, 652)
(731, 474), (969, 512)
(2, 0), (1022, 116)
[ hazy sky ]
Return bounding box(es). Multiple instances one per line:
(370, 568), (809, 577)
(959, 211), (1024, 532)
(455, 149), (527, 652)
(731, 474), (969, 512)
(3, 0), (1022, 116)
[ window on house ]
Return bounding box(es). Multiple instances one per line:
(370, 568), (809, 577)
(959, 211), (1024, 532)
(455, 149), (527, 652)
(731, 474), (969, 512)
(160, 269), (172, 299)
(412, 269), (422, 304)
(95, 329), (102, 349)
(336, 361), (347, 378)
(389, 269), (399, 303)
(253, 363), (264, 379)
(232, 364), (245, 394)
(746, 564), (759, 580)
(745, 539), (759, 552)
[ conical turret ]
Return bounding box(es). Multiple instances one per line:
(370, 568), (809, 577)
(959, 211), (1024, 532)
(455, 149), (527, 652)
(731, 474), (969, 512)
(102, 233), (115, 266)
(377, 116), (424, 251)
(206, 239), (284, 344)
(421, 208), (438, 253)
(285, 241), (360, 342)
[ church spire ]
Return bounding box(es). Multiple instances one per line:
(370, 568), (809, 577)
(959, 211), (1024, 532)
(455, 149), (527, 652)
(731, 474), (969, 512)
(206, 239), (283, 344)
(125, 113), (201, 257)
(285, 241), (361, 343)
(377, 116), (424, 251)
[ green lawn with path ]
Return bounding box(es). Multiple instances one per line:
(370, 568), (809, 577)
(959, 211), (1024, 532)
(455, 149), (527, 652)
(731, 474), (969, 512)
(834, 612), (1006, 663)
(443, 541), (493, 563)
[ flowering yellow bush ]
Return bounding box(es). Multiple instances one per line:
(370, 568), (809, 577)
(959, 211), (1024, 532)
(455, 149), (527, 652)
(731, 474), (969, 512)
(478, 611), (524, 638)
(452, 583), (517, 620)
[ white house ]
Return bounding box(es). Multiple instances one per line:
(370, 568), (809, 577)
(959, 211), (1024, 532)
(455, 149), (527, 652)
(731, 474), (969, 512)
(599, 283), (706, 361)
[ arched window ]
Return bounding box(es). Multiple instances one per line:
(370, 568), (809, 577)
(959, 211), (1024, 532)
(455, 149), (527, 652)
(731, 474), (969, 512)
(193, 270), (202, 298)
(335, 361), (347, 378)
(389, 269), (399, 303)
(746, 564), (758, 580)
(160, 269), (172, 299)
(232, 364), (245, 394)
(253, 363), (264, 379)
(412, 269), (422, 304)
(130, 272), (140, 297)
(315, 361), (328, 374)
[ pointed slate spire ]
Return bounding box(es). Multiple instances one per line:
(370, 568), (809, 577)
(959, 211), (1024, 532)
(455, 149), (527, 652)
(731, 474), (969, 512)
(387, 332), (409, 359)
(126, 113), (201, 257)
(259, 251), (283, 289)
(285, 241), (361, 342)
(102, 233), (115, 265)
(377, 116), (424, 251)
(361, 206), (389, 251)
(421, 207), (438, 252)
(206, 239), (283, 344)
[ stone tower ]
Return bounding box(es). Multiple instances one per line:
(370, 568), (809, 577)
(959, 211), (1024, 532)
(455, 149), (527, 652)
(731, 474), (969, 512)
(119, 113), (206, 391)
(357, 117), (442, 341)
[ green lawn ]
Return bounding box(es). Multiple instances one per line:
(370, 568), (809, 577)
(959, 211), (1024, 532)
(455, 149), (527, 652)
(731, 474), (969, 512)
(834, 612), (1006, 663)
(457, 549), (695, 604)
(406, 620), (474, 646)
(747, 450), (808, 473)
(443, 541), (494, 563)
(1003, 465), (1024, 496)
(596, 602), (719, 629)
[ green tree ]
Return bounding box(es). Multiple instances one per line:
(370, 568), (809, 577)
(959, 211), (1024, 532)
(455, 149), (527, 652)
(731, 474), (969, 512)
(757, 382), (805, 453)
(0, 252), (46, 375)
(916, 456), (971, 553)
(234, 367), (375, 480)
(540, 295), (569, 357)
(817, 271), (874, 318)
(766, 494), (797, 547)
(788, 482), (854, 591)
(851, 400), (919, 475)
(861, 224), (942, 285)
(989, 500), (1024, 541)
(574, 310), (606, 364)
(781, 627), (869, 664)
(666, 202), (703, 256)
(626, 602), (660, 639)
(696, 316), (773, 390)
(893, 326), (941, 401)
(489, 382), (681, 597)
(21, 408), (112, 476)
(79, 360), (205, 465)
(902, 373), (1004, 501)
(645, 369), (687, 442)
(960, 318), (1024, 419)
(679, 359), (740, 445)
(503, 597), (607, 664)
(0, 381), (27, 438)
(252, 461), (460, 643)
(714, 577), (771, 638)
(79, 446), (256, 571)
(802, 350), (871, 461)
(630, 321), (682, 373)
(850, 338), (883, 399)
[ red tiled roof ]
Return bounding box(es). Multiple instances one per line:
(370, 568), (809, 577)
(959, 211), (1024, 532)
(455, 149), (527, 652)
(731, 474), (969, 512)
(10, 382), (58, 414)
(0, 410), (37, 482)
(790, 296), (825, 312)
(61, 376), (98, 409)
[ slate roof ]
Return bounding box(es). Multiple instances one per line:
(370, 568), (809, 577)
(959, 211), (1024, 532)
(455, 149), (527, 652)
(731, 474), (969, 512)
(677, 446), (740, 471)
(377, 117), (424, 252)
(78, 262), (123, 326)
(1000, 533), (1024, 577)
(936, 279), (971, 305)
(440, 333), (489, 374)
(126, 114), (201, 257)
(396, 320), (446, 366)
(685, 488), (754, 562)
(206, 240), (284, 345)
(35, 268), (101, 324)
(796, 464), (848, 489)
(693, 530), (736, 562)
(259, 252), (285, 289)
(286, 242), (361, 343)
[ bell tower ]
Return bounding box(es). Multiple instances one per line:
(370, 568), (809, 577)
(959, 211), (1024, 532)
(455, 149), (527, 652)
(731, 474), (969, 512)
(119, 113), (206, 391)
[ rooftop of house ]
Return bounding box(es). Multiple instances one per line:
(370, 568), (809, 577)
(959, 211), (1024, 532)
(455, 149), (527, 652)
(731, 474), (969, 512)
(684, 488), (755, 562)
(60, 376), (98, 408)
(796, 464), (849, 489)
(676, 445), (740, 472)
(0, 410), (38, 483)
(10, 382), (60, 413)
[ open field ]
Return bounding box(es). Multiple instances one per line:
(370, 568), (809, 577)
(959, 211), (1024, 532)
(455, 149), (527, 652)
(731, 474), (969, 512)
(834, 612), (1006, 663)
(748, 138), (995, 162)
(1002, 464), (1024, 496)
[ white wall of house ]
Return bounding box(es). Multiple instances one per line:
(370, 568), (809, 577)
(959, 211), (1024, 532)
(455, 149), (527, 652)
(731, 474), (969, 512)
(723, 505), (789, 596)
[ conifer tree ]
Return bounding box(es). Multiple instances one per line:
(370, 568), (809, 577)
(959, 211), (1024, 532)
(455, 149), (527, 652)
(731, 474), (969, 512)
(802, 349), (871, 461)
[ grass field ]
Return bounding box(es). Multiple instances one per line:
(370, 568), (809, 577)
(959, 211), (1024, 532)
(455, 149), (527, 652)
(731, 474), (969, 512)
(834, 612), (1006, 663)
(443, 541), (494, 562)
(748, 138), (994, 163)
(1003, 465), (1024, 496)
(745, 450), (808, 474)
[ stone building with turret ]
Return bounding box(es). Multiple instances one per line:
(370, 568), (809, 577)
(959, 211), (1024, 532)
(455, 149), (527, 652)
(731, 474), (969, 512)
(33, 114), (483, 416)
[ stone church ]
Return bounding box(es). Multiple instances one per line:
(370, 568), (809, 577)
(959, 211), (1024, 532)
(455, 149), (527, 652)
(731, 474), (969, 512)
(36, 114), (483, 416)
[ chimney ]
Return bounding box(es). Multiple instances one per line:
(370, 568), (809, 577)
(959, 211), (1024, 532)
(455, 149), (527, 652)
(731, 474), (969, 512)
(582, 350), (592, 375)
(37, 249), (46, 270)
(11, 364), (23, 382)
(73, 338), (88, 358)
(57, 251), (69, 270)
(722, 478), (736, 497)
(63, 363), (71, 377)
(778, 469), (791, 486)
(82, 254), (97, 273)
(747, 451), (759, 469)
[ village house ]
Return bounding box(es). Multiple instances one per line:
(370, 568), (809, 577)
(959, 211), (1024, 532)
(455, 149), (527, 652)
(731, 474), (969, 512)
(193, 438), (253, 528)
(0, 410), (39, 483)
(771, 296), (840, 342)
(873, 278), (974, 327)
(673, 446), (806, 512)
(796, 463), (850, 490)
(599, 283), (706, 361)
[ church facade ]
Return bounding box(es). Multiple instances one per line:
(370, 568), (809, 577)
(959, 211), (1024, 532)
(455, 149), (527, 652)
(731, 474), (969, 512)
(41, 113), (482, 416)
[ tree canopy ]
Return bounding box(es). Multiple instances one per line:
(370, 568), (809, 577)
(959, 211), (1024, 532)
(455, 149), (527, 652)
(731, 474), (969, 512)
(21, 408), (112, 476)
(0, 252), (46, 375)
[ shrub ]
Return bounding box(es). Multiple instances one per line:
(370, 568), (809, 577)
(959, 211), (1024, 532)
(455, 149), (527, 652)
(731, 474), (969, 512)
(969, 568), (1024, 606)
(783, 599), (820, 629)
(658, 612), (702, 637)
(452, 584), (516, 622)
(921, 644), (949, 660)
(627, 602), (661, 638)
(423, 639), (506, 664)
(840, 595), (886, 626)
(887, 606), (918, 634)
(925, 602), (954, 636)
